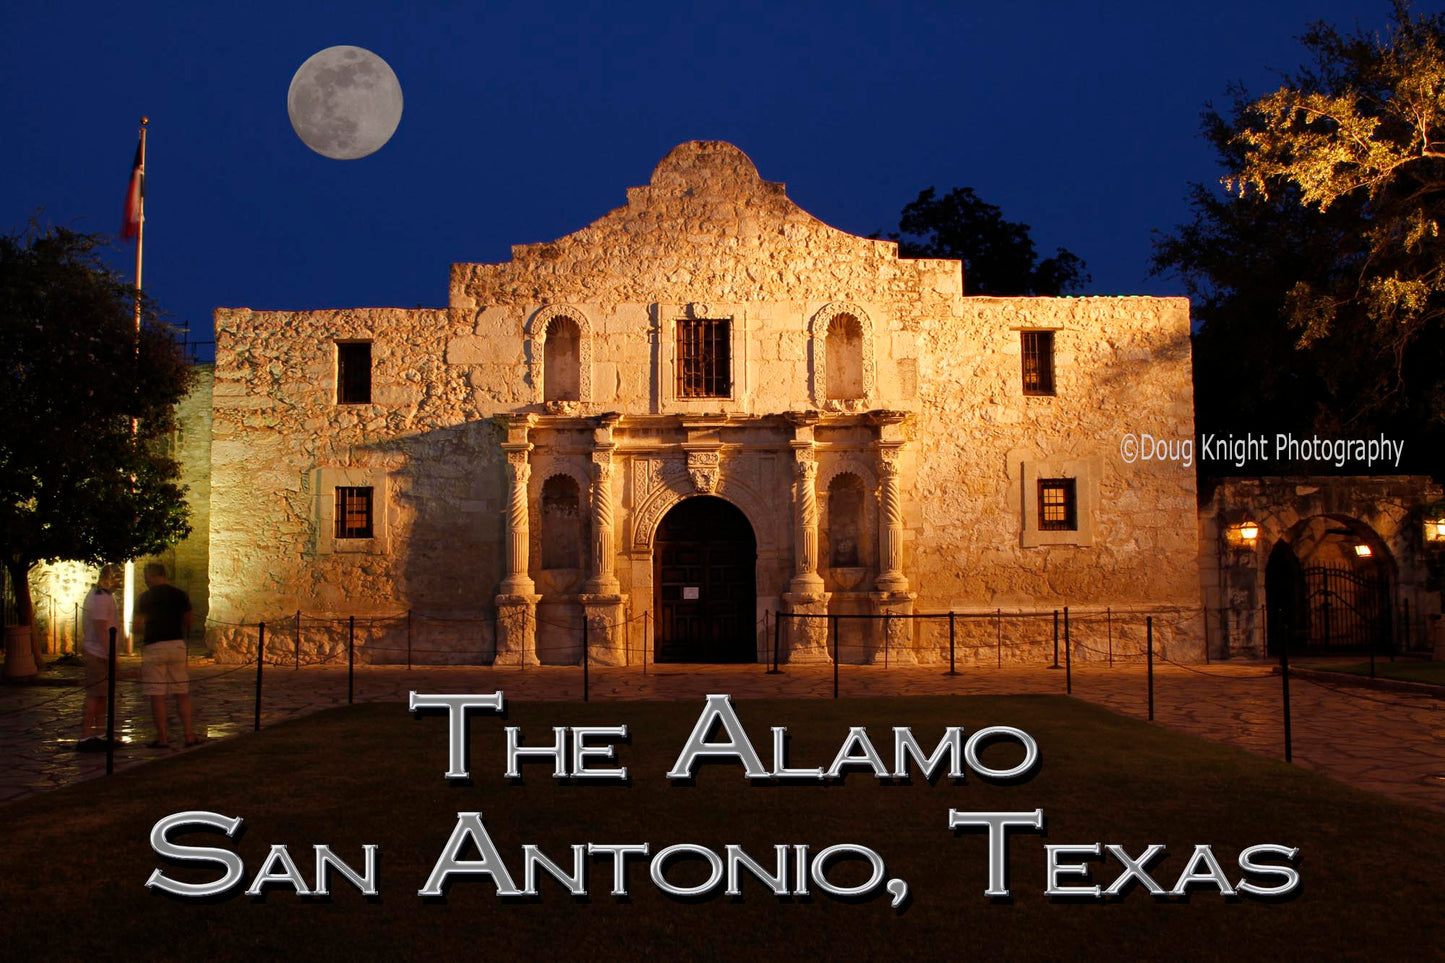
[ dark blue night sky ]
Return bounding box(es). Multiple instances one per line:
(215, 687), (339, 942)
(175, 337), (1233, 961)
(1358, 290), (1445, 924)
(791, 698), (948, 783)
(4, 2), (1433, 351)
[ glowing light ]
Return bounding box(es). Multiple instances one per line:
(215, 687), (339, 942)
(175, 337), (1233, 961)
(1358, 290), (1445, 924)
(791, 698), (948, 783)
(1354, 544), (1373, 558)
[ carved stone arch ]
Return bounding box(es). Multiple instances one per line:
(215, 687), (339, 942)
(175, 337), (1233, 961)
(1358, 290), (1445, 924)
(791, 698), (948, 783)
(528, 462), (592, 573)
(527, 305), (594, 407)
(810, 301), (878, 408)
(631, 473), (774, 556)
(817, 453), (879, 495)
(817, 461), (879, 572)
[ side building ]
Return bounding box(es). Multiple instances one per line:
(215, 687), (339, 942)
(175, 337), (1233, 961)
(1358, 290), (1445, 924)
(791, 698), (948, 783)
(205, 141), (1200, 665)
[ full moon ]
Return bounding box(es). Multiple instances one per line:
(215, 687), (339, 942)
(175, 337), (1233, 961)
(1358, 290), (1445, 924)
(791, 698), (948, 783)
(287, 46), (403, 160)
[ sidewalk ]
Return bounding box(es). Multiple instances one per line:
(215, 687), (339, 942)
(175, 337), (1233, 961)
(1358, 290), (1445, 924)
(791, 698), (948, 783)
(2, 654), (1442, 812)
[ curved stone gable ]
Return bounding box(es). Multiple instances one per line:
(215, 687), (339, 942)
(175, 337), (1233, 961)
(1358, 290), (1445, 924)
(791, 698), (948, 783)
(451, 140), (956, 309)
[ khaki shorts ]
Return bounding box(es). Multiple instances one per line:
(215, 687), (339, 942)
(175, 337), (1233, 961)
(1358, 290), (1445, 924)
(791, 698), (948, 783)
(83, 654), (110, 696)
(140, 640), (189, 695)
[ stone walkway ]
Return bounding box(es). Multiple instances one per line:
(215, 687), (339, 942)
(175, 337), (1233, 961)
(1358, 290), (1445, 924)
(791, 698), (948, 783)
(2, 654), (1442, 812)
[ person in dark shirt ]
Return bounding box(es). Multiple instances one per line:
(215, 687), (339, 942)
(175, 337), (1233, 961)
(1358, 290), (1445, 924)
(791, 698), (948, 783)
(136, 562), (196, 748)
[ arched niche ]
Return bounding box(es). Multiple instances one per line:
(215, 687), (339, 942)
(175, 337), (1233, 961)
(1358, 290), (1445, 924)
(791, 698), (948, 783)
(810, 302), (877, 408)
(526, 305), (593, 407)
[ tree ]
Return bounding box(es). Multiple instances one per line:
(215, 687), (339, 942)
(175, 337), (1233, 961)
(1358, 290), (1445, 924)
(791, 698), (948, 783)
(0, 225), (193, 656)
(885, 186), (1089, 296)
(1153, 2), (1445, 476)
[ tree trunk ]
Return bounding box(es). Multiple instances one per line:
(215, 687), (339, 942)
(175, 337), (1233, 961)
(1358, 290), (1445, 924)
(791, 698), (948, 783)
(4, 557), (33, 628)
(3, 557), (37, 678)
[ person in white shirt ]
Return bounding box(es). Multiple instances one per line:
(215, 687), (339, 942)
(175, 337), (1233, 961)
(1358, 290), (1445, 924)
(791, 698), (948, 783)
(78, 564), (123, 751)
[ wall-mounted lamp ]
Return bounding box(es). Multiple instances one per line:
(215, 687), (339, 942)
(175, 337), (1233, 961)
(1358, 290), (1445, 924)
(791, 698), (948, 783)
(1354, 543), (1373, 558)
(1226, 520), (1260, 548)
(1426, 518), (1445, 543)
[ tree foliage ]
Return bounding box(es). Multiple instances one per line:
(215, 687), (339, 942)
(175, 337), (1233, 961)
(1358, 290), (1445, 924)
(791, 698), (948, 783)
(0, 225), (193, 625)
(1154, 2), (1445, 475)
(886, 187), (1090, 296)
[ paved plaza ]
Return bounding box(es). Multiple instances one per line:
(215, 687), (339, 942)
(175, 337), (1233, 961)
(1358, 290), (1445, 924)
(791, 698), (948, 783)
(2, 652), (1442, 812)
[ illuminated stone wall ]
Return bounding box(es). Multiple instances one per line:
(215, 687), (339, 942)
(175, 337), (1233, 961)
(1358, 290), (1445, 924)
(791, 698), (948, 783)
(206, 141), (1200, 663)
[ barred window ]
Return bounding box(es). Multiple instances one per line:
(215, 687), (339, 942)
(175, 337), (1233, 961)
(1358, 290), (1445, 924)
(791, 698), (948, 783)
(337, 341), (372, 404)
(1021, 330), (1054, 395)
(675, 319), (731, 399)
(335, 487), (374, 539)
(1037, 478), (1076, 531)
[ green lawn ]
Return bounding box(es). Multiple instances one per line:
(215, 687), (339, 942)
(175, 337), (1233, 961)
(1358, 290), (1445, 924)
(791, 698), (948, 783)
(2, 695), (1438, 960)
(1303, 659), (1445, 686)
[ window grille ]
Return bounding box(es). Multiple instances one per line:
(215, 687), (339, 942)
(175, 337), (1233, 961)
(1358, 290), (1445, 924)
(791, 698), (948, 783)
(1037, 478), (1076, 531)
(335, 487), (374, 539)
(337, 342), (372, 404)
(675, 319), (731, 399)
(1021, 330), (1055, 395)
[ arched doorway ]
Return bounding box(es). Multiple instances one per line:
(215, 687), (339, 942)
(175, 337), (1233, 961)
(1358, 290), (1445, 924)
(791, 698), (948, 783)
(1267, 516), (1394, 655)
(653, 496), (757, 663)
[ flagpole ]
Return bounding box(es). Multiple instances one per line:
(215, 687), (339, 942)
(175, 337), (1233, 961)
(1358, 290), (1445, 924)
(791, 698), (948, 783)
(123, 117), (148, 653)
(133, 117), (146, 337)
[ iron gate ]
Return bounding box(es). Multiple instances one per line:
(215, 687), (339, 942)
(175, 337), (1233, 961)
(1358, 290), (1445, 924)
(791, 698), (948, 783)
(1302, 565), (1392, 652)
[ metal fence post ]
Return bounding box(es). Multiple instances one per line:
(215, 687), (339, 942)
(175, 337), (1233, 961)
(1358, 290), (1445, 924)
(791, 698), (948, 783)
(294, 609), (301, 669)
(1064, 606), (1072, 694)
(347, 615), (355, 705)
(1146, 616), (1154, 722)
(582, 615), (590, 703)
(644, 610), (649, 676)
(769, 610), (781, 674)
(948, 612), (957, 676)
(832, 615), (839, 700)
(1050, 610), (1061, 669)
(255, 621), (265, 732)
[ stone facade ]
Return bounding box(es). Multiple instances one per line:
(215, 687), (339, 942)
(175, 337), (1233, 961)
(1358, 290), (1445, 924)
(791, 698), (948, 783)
(205, 141), (1201, 664)
(1201, 476), (1443, 658)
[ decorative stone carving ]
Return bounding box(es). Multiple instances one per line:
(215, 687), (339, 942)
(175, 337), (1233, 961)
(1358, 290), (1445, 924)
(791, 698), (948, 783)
(527, 304), (593, 406)
(810, 301), (879, 407)
(790, 446), (824, 594)
(494, 593), (541, 666)
(782, 592), (833, 663)
(586, 450), (620, 594)
(687, 450), (721, 494)
(580, 594), (628, 666)
(875, 444), (908, 593)
(501, 445), (535, 595)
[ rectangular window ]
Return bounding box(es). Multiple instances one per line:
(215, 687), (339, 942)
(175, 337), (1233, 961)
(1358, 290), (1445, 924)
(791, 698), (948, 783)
(337, 341), (372, 404)
(335, 487), (374, 539)
(1037, 478), (1077, 531)
(1021, 330), (1055, 395)
(675, 319), (731, 398)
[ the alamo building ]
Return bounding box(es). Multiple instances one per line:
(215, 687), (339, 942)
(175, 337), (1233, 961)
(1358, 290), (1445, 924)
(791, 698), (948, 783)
(202, 141), (1201, 666)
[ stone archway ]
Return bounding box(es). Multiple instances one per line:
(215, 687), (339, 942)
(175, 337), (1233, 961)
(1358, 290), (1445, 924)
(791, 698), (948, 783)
(652, 496), (757, 663)
(1273, 513), (1395, 654)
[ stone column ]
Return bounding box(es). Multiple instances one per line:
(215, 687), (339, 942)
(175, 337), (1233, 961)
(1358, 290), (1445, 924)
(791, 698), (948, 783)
(790, 446), (825, 595)
(581, 415), (627, 665)
(869, 415), (915, 662)
(783, 433), (831, 662)
(874, 446), (910, 594)
(585, 451), (620, 595)
(495, 421), (540, 666)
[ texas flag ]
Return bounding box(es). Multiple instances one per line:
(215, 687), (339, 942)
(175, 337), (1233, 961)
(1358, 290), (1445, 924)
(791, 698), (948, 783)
(121, 137), (144, 240)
